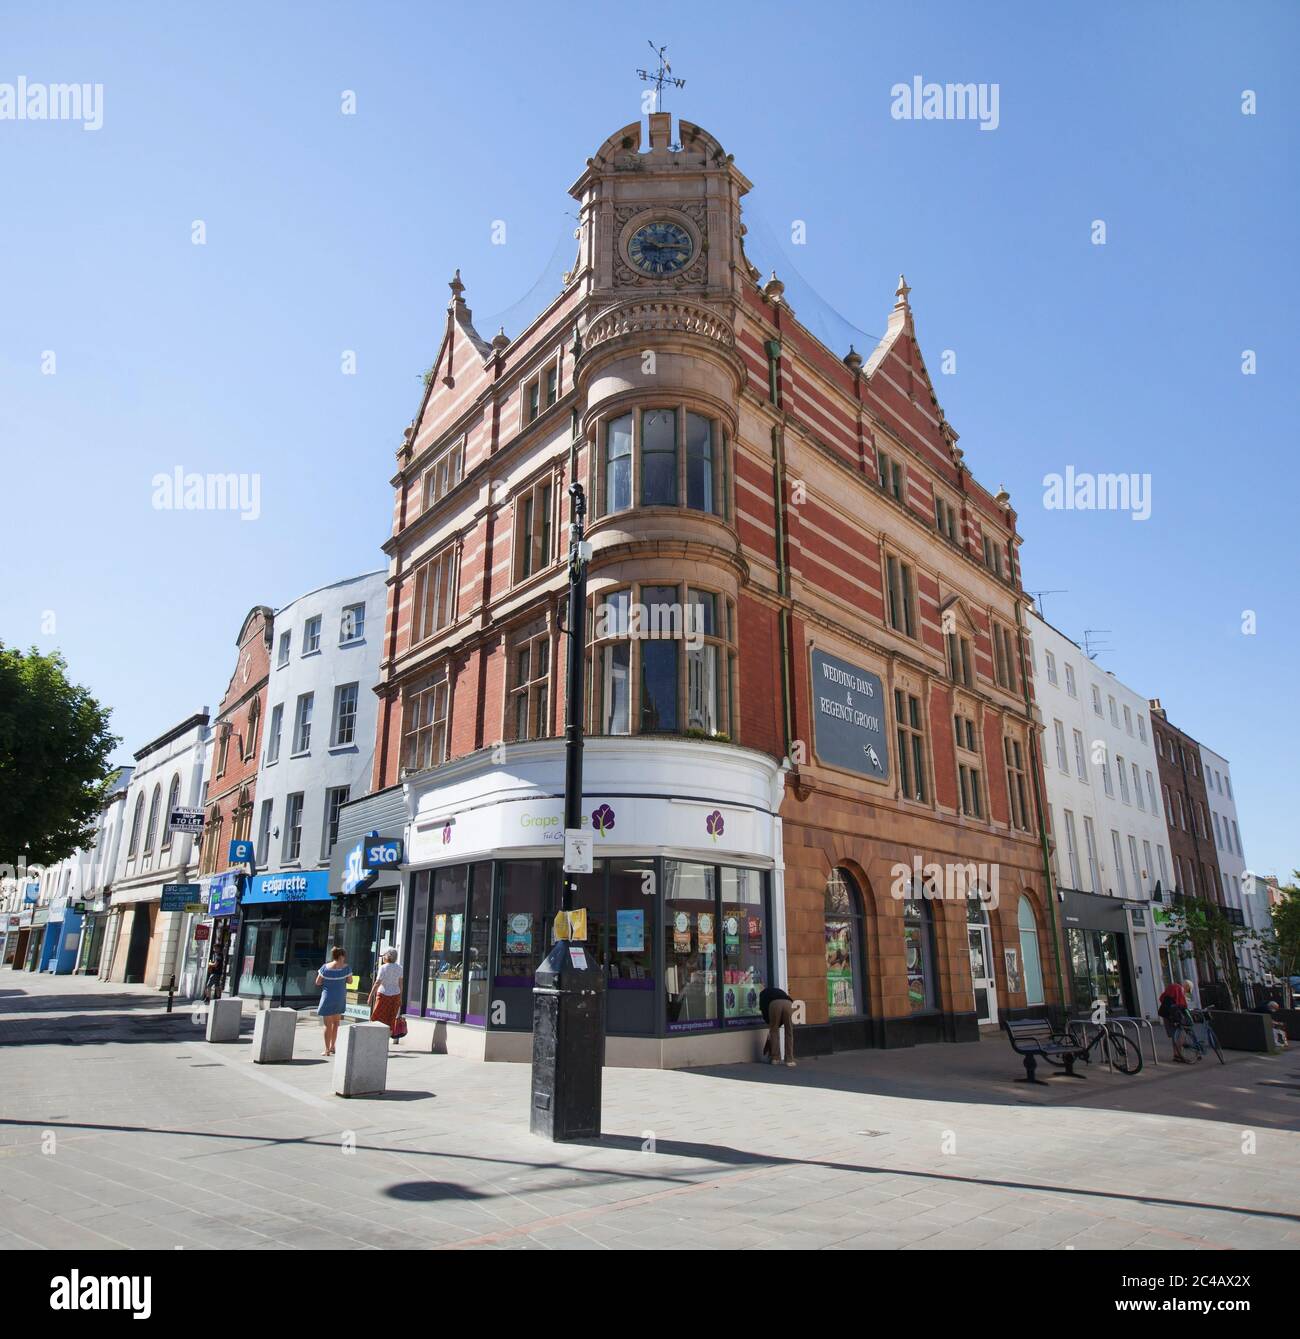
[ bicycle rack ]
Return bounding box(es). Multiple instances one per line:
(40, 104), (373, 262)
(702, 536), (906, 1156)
(1108, 1014), (1159, 1067)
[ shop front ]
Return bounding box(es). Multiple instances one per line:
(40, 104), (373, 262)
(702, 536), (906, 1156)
(4, 912), (31, 968)
(1060, 887), (1139, 1017)
(0, 913), (17, 966)
(24, 910), (50, 971)
(233, 870), (333, 1005)
(327, 787), (407, 1021)
(76, 899), (110, 975)
(202, 872), (241, 996)
(398, 736), (785, 1068)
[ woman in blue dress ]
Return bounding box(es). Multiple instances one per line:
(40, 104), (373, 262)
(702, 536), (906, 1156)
(315, 947), (350, 1056)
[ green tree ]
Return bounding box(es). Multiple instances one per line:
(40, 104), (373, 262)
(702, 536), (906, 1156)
(0, 644), (119, 870)
(1162, 892), (1255, 1009)
(1266, 874), (1300, 982)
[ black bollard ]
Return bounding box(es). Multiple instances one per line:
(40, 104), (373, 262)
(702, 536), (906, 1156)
(166, 974), (176, 1013)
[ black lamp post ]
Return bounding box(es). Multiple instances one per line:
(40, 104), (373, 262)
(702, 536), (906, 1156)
(528, 477), (605, 1141)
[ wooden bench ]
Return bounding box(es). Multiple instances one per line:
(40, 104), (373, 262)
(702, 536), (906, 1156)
(1004, 1018), (1086, 1084)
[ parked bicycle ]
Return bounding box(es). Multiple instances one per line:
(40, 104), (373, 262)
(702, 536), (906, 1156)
(1171, 1007), (1224, 1065)
(1050, 1015), (1144, 1074)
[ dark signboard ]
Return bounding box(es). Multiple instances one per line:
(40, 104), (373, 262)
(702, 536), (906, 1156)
(810, 649), (890, 781)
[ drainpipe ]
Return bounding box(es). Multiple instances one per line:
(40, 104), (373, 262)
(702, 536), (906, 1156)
(1014, 599), (1067, 1012)
(765, 341), (795, 756)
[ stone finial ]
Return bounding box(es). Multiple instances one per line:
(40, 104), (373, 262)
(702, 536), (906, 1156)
(995, 484), (1011, 507)
(895, 273), (912, 308)
(491, 326), (509, 352)
(843, 345), (863, 373)
(448, 269), (466, 305)
(763, 271), (786, 304)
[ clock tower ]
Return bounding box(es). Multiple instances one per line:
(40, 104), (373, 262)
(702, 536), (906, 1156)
(567, 111), (754, 312)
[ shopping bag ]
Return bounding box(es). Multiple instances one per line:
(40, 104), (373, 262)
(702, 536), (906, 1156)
(392, 1014), (408, 1039)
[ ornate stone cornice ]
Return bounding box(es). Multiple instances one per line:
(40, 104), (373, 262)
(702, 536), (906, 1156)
(583, 298), (735, 353)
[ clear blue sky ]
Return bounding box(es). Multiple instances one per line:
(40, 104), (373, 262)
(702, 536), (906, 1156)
(2, 2), (1296, 877)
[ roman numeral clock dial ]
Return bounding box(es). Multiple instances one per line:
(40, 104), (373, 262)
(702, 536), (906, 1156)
(627, 220), (693, 277)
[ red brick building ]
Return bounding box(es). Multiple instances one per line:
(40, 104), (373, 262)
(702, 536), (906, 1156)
(198, 606), (272, 983)
(371, 115), (1063, 1064)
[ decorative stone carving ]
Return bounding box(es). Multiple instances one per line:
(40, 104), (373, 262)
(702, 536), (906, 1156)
(583, 299), (735, 353)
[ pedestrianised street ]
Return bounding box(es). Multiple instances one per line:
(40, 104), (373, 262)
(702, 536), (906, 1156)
(2, 975), (1296, 1252)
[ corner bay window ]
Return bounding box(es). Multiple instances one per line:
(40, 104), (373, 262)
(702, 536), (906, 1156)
(588, 584), (735, 739)
(597, 407), (728, 517)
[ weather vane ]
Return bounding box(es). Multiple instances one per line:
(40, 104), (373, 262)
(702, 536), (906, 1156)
(636, 41), (685, 113)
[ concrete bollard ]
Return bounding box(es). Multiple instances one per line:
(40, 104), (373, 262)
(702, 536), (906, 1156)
(334, 1022), (389, 1097)
(252, 1007), (298, 1063)
(205, 997), (243, 1043)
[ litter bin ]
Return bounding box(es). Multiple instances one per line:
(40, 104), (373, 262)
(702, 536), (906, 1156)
(530, 937), (605, 1140)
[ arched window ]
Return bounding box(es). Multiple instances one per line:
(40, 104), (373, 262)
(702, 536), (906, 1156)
(127, 794), (145, 857)
(143, 785), (162, 857)
(160, 774), (181, 851)
(1018, 895), (1045, 1005)
(824, 868), (867, 1018)
(903, 893), (938, 1012)
(245, 698), (261, 760)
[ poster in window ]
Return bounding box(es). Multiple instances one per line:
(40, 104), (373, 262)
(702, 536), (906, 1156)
(449, 914), (463, 953)
(698, 913), (714, 951)
(616, 909), (644, 953)
(1004, 947), (1022, 994)
(825, 920), (856, 1017)
(747, 914), (763, 948)
(723, 915), (740, 952)
(505, 913), (532, 955)
(432, 914), (446, 953)
(672, 911), (691, 954)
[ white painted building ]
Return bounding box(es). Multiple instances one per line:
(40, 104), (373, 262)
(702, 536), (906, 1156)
(1027, 611), (1171, 1018)
(1199, 744), (1263, 984)
(101, 712), (210, 989)
(235, 570), (385, 1004)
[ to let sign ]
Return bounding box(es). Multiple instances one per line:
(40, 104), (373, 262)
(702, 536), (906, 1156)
(809, 649), (890, 781)
(161, 883), (203, 913)
(168, 806), (205, 835)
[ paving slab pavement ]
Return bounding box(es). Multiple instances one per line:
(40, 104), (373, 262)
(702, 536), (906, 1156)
(2, 970), (1297, 1250)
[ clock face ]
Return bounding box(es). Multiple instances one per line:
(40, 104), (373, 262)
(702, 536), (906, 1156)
(627, 220), (694, 276)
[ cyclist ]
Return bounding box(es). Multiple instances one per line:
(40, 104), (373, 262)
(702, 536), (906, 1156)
(1158, 978), (1194, 1062)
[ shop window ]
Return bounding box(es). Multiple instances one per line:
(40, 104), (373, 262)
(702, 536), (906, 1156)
(719, 867), (766, 1024)
(1018, 896), (1045, 1005)
(495, 860), (552, 1027)
(411, 544), (458, 645)
(513, 477), (555, 582)
(421, 436), (464, 510)
(825, 868), (867, 1018)
(403, 677), (449, 773)
(604, 859), (657, 1033)
(426, 865), (467, 1020)
(1068, 927), (1129, 1015)
(596, 407), (727, 518)
(404, 871), (431, 1016)
(903, 895), (937, 1012)
(588, 583), (735, 740)
(464, 864), (492, 1025)
(664, 861), (718, 1030)
(894, 689), (927, 803)
(508, 627), (550, 742)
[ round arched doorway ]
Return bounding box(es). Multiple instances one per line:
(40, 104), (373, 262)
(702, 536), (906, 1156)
(824, 868), (868, 1019)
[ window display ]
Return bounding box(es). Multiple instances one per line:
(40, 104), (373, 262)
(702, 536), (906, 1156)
(721, 866), (764, 1022)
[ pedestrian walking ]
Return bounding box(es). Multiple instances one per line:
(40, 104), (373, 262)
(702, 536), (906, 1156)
(1158, 978), (1192, 1061)
(368, 948), (404, 1043)
(315, 947), (350, 1056)
(759, 982), (796, 1067)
